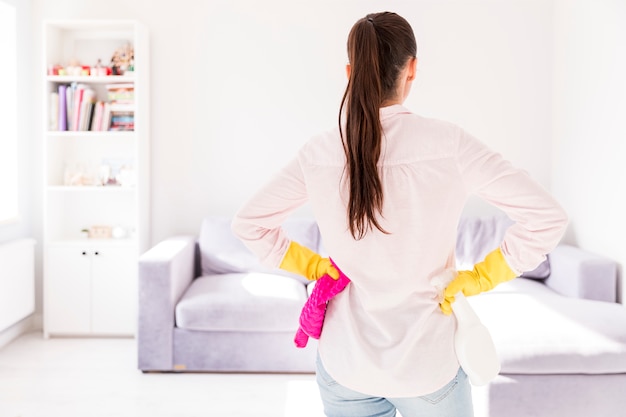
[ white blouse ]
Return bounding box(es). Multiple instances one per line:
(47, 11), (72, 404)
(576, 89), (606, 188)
(232, 104), (567, 397)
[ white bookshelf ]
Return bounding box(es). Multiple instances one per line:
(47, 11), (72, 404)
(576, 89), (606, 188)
(42, 20), (150, 337)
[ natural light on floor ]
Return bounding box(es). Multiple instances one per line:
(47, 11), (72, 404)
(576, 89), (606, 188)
(283, 380), (325, 416)
(0, 333), (328, 417)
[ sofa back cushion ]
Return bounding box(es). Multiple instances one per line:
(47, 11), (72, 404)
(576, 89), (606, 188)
(198, 216), (320, 283)
(456, 215), (551, 279)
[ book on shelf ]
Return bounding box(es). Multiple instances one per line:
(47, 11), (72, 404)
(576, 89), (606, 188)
(70, 84), (84, 131)
(83, 101), (96, 131)
(57, 84), (67, 131)
(101, 102), (112, 131)
(91, 101), (105, 132)
(109, 108), (134, 131)
(106, 83), (134, 104)
(65, 84), (73, 129)
(77, 87), (96, 131)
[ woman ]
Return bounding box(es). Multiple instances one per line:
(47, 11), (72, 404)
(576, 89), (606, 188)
(232, 11), (567, 417)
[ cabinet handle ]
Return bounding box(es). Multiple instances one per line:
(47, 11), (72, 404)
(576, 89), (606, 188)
(94, 251), (100, 256)
(81, 251), (87, 256)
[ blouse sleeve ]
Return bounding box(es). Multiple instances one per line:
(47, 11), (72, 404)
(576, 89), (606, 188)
(231, 155), (308, 268)
(455, 128), (568, 273)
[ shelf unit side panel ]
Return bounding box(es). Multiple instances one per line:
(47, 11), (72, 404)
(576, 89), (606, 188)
(134, 22), (150, 253)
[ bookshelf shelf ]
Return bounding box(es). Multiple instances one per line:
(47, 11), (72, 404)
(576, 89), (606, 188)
(46, 75), (134, 83)
(46, 185), (136, 192)
(47, 238), (138, 248)
(46, 130), (135, 136)
(43, 20), (150, 338)
(46, 131), (135, 138)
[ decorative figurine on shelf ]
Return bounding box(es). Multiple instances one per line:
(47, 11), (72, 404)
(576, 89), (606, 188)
(81, 225), (113, 239)
(65, 59), (83, 76)
(91, 59), (110, 76)
(110, 43), (134, 75)
(47, 64), (64, 76)
(111, 225), (128, 239)
(64, 163), (98, 186)
(100, 158), (135, 187)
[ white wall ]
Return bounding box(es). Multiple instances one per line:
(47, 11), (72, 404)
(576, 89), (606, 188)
(27, 0), (557, 316)
(19, 0), (625, 325)
(0, 0), (38, 344)
(552, 0), (626, 302)
(30, 0), (555, 242)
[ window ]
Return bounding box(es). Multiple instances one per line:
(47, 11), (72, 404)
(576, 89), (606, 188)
(0, 1), (19, 224)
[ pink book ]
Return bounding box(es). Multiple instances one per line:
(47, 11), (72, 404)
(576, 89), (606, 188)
(71, 86), (84, 131)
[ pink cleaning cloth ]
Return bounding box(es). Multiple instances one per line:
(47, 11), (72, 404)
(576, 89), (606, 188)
(294, 258), (351, 348)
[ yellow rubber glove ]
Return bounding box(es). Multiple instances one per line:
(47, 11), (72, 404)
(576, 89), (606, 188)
(440, 248), (518, 315)
(279, 241), (339, 281)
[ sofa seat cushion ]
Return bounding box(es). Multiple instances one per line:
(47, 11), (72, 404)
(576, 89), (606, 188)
(175, 273), (307, 332)
(469, 278), (626, 374)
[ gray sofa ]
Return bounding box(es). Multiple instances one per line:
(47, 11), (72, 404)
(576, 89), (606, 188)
(138, 217), (321, 372)
(138, 215), (626, 416)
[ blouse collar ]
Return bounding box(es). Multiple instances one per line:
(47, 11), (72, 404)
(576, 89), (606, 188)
(380, 104), (412, 120)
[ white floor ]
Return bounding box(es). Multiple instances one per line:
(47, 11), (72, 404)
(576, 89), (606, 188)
(0, 332), (325, 417)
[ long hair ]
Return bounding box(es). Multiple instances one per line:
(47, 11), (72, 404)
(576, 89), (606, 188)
(339, 12), (417, 239)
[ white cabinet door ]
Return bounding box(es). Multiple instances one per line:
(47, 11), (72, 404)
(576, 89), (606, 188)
(45, 246), (92, 334)
(91, 247), (137, 335)
(45, 243), (137, 336)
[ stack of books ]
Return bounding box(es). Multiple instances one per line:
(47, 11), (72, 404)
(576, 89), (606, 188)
(107, 83), (135, 131)
(106, 83), (134, 104)
(49, 82), (135, 132)
(109, 110), (134, 131)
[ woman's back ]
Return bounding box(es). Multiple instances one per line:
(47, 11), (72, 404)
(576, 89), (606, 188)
(232, 10), (567, 408)
(298, 106), (470, 396)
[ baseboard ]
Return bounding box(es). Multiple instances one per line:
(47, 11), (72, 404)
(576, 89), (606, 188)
(0, 313), (40, 349)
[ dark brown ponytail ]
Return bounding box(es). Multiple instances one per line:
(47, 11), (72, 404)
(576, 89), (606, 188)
(339, 12), (417, 239)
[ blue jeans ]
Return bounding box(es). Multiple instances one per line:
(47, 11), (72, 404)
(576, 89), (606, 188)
(316, 356), (474, 417)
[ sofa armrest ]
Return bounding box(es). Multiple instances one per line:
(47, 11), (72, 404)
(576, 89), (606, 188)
(545, 244), (617, 303)
(137, 236), (196, 371)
